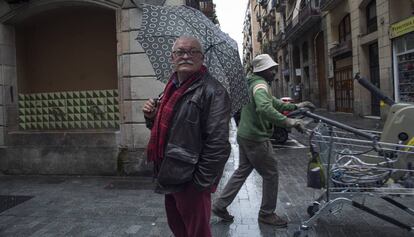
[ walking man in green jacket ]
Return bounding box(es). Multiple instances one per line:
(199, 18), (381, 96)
(212, 54), (314, 227)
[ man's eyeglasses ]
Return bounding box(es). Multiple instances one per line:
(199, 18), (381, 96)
(172, 49), (203, 57)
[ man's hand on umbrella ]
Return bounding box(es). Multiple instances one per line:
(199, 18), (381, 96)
(142, 98), (158, 119)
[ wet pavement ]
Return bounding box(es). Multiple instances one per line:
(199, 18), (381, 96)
(312, 109), (384, 131)
(0, 113), (413, 237)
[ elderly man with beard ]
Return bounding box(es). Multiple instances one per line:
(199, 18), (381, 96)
(142, 35), (231, 237)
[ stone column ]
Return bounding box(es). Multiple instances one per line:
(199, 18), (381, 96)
(376, 0), (392, 119)
(0, 24), (16, 146)
(117, 2), (165, 174)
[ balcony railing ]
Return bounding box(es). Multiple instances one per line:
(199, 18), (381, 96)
(284, 3), (321, 41)
(320, 0), (342, 11)
(329, 40), (352, 58)
(199, 1), (214, 14)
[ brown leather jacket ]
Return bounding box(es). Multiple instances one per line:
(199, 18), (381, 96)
(146, 72), (231, 194)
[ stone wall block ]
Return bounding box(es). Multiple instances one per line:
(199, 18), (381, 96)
(0, 45), (16, 66)
(3, 147), (118, 175)
(132, 100), (146, 123)
(121, 54), (131, 76)
(118, 31), (144, 55)
(120, 123), (134, 147)
(124, 100), (145, 123)
(108, 0), (125, 6)
(130, 30), (145, 53)
(119, 31), (130, 54)
(0, 24), (14, 45)
(130, 76), (164, 99)
(2, 65), (16, 86)
(133, 123), (150, 148)
(0, 106), (4, 125)
(121, 77), (132, 100)
(129, 8), (141, 30)
(130, 53), (155, 76)
(0, 66), (3, 85)
(122, 101), (133, 123)
(2, 65), (18, 104)
(120, 9), (130, 32)
(0, 126), (3, 146)
(0, 86), (3, 105)
(119, 101), (131, 123)
(118, 148), (152, 176)
(0, 2), (11, 19)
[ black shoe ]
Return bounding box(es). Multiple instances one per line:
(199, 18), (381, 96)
(212, 204), (234, 222)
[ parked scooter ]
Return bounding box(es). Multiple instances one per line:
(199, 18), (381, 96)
(272, 97), (294, 144)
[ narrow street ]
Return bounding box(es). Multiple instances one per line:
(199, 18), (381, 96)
(1, 1), (414, 236)
(1, 115), (413, 237)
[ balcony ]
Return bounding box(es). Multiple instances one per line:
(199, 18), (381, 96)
(329, 40), (352, 58)
(273, 31), (285, 48)
(320, 0), (342, 11)
(199, 1), (214, 14)
(284, 4), (321, 42)
(274, 0), (286, 12)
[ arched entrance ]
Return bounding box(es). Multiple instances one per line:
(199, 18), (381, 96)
(0, 1), (121, 175)
(11, 5), (118, 130)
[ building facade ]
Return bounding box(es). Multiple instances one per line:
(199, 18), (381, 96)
(243, 0), (414, 120)
(0, 0), (217, 175)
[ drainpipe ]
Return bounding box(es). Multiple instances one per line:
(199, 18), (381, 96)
(313, 30), (322, 104)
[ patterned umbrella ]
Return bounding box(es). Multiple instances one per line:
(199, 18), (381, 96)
(136, 4), (249, 115)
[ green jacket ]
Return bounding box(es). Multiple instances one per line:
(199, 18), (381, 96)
(237, 73), (296, 142)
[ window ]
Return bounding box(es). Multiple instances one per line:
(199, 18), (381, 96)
(338, 14), (351, 43)
(366, 0), (377, 33)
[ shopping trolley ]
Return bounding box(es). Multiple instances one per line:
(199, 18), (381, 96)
(292, 109), (414, 237)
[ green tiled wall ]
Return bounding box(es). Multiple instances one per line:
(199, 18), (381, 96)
(18, 89), (119, 130)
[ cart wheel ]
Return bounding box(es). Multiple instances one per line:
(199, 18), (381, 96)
(272, 127), (289, 144)
(293, 230), (308, 237)
(307, 203), (320, 217)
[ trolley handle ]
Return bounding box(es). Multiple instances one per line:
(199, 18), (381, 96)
(288, 108), (380, 141)
(285, 109), (305, 118)
(354, 73), (395, 106)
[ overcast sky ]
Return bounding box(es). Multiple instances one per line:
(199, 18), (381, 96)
(214, 0), (249, 59)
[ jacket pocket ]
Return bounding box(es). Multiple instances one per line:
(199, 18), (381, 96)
(185, 99), (201, 124)
(157, 143), (199, 185)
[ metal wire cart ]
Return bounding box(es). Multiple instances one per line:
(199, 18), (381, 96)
(293, 109), (414, 237)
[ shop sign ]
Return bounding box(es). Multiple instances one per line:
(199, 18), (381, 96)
(390, 16), (414, 39)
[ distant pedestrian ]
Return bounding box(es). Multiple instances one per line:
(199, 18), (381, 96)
(212, 54), (315, 227)
(142, 36), (231, 237)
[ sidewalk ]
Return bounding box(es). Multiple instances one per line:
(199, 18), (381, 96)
(312, 109), (384, 131)
(0, 117), (412, 237)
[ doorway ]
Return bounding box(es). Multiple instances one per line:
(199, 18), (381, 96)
(334, 63), (353, 113)
(14, 6), (119, 130)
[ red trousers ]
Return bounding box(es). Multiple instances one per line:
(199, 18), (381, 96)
(165, 184), (212, 237)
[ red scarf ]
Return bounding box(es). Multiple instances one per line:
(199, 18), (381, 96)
(147, 66), (207, 173)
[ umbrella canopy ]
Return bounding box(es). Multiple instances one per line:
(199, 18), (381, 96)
(136, 4), (249, 115)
